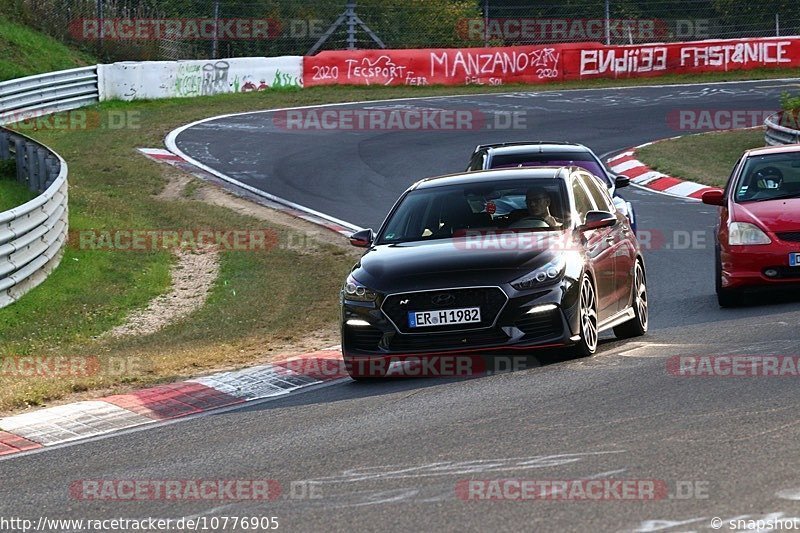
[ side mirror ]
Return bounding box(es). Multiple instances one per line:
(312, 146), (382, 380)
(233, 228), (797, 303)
(349, 228), (374, 248)
(581, 211), (617, 231)
(701, 189), (725, 206)
(614, 175), (630, 189)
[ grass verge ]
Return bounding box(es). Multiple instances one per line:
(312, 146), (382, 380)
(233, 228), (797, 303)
(0, 16), (96, 81)
(636, 129), (766, 188)
(0, 174), (36, 212)
(0, 67), (798, 413)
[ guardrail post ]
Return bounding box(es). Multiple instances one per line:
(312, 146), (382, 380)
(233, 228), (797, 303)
(14, 137), (25, 185)
(26, 142), (39, 191)
(45, 155), (58, 188)
(37, 148), (47, 192)
(0, 130), (8, 160)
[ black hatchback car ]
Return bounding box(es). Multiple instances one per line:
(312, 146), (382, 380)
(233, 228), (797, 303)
(341, 167), (647, 379)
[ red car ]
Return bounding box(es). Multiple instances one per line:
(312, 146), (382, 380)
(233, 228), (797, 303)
(702, 144), (800, 307)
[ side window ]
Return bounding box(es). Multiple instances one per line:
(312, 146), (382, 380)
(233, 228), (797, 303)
(580, 173), (615, 212)
(571, 177), (594, 223)
(723, 156), (743, 197)
(468, 150), (487, 171)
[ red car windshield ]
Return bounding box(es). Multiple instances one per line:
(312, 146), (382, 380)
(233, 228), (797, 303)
(734, 152), (800, 203)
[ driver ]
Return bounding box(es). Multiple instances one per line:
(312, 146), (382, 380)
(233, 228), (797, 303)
(754, 166), (783, 190)
(523, 186), (561, 228)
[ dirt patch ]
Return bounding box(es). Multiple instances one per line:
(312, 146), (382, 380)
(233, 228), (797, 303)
(108, 168), (359, 339)
(108, 247), (220, 338)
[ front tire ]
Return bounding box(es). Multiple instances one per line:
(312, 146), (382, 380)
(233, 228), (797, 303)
(614, 261), (648, 339)
(574, 274), (598, 357)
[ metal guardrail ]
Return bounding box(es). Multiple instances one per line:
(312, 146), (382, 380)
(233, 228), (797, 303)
(765, 112), (800, 146)
(0, 67), (97, 307)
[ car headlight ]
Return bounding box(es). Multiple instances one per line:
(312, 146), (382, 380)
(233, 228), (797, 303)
(729, 222), (771, 246)
(343, 273), (378, 302)
(511, 255), (566, 290)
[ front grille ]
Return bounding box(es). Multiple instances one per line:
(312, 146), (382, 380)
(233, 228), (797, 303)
(514, 310), (563, 340)
(777, 232), (800, 243)
(382, 287), (507, 333)
(389, 328), (509, 352)
(345, 326), (384, 352)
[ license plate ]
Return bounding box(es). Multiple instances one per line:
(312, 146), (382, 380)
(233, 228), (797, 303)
(408, 307), (481, 328)
(791, 253), (800, 267)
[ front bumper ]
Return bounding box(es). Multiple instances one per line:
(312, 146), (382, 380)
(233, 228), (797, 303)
(721, 241), (800, 289)
(341, 280), (581, 365)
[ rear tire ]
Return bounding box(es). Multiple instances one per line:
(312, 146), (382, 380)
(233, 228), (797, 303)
(716, 248), (743, 308)
(574, 275), (598, 358)
(614, 261), (648, 339)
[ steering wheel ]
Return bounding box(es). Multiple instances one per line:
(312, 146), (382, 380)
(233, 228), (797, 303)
(507, 217), (551, 229)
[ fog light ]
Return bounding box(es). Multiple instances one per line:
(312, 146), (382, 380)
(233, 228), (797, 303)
(527, 303), (558, 314)
(346, 319), (371, 326)
(765, 269), (779, 278)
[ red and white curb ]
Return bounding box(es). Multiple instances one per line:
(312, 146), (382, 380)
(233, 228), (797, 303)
(0, 348), (346, 457)
(606, 144), (717, 201)
(138, 148), (359, 237)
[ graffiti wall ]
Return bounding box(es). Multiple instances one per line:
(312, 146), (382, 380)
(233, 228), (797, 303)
(98, 37), (800, 100)
(99, 56), (303, 101)
(563, 38), (800, 79)
(304, 37), (800, 87)
(303, 43), (599, 87)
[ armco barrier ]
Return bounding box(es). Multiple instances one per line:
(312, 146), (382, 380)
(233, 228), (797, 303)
(0, 67), (93, 308)
(0, 66), (99, 125)
(765, 112), (800, 145)
(0, 129), (69, 308)
(303, 37), (800, 87)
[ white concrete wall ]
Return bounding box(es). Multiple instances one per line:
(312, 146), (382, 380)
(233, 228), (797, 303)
(99, 56), (303, 101)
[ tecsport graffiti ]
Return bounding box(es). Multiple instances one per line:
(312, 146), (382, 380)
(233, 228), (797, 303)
(304, 37), (800, 87)
(305, 44), (576, 87)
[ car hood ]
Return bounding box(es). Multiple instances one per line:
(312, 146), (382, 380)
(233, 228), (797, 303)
(352, 234), (568, 293)
(733, 198), (800, 231)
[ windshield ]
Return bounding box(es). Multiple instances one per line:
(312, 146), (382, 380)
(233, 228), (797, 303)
(378, 179), (570, 244)
(734, 152), (800, 202)
(488, 151), (610, 186)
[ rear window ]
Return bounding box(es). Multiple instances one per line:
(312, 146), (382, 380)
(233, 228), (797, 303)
(489, 152), (609, 185)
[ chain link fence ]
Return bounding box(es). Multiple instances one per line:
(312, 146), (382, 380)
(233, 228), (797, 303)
(6, 0), (800, 62)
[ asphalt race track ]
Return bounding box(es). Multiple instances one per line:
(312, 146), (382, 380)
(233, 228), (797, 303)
(4, 79), (800, 532)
